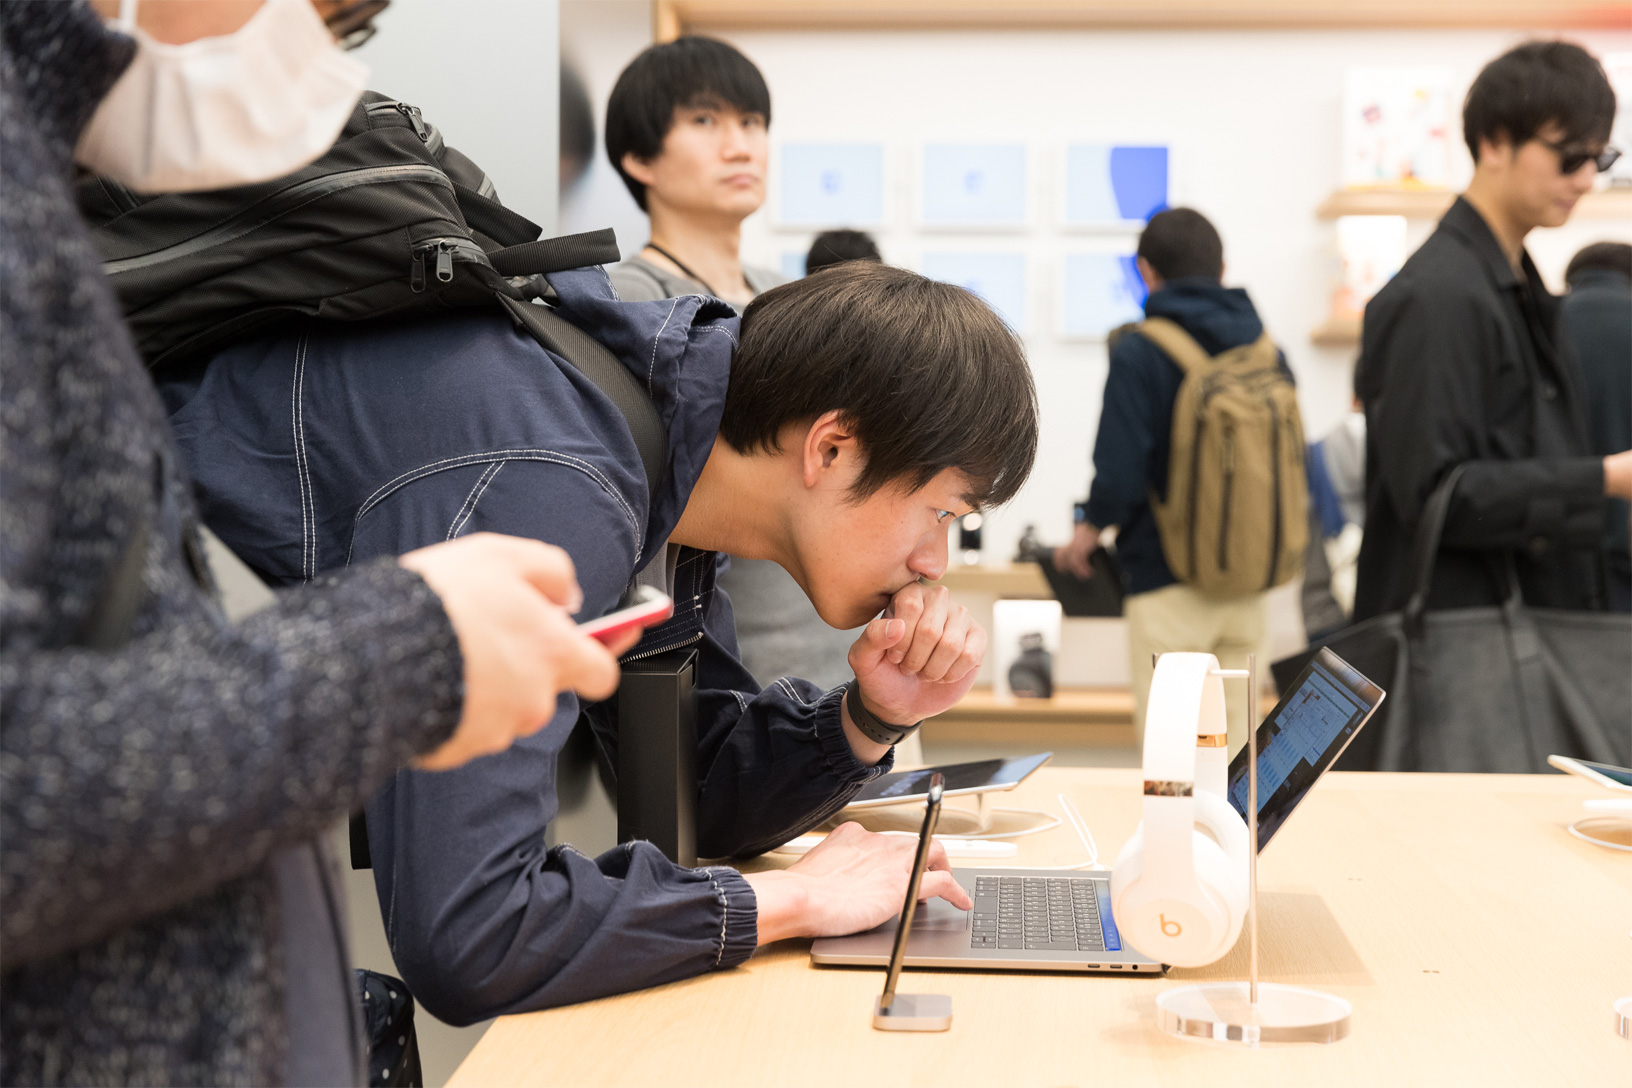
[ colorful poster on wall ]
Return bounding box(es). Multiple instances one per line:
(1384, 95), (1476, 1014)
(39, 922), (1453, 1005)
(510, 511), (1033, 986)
(778, 143), (886, 226)
(1605, 52), (1632, 188)
(1341, 68), (1454, 188)
(921, 144), (1028, 225)
(1332, 215), (1406, 320)
(1061, 253), (1146, 340)
(1063, 144), (1169, 226)
(922, 252), (1027, 331)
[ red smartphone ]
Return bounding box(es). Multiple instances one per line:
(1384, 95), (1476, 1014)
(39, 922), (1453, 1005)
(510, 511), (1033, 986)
(578, 585), (673, 645)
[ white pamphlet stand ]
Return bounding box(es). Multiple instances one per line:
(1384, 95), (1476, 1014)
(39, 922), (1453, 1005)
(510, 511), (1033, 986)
(1154, 655), (1353, 1046)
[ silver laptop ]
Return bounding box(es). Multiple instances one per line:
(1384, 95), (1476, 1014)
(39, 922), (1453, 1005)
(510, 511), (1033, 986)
(811, 647), (1385, 974)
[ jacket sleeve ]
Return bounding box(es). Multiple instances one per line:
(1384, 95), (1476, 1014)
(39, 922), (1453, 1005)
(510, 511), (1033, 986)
(1084, 335), (1167, 529)
(356, 460), (763, 1025)
(1362, 281), (1604, 552)
(678, 552), (892, 859)
(0, 558), (462, 970)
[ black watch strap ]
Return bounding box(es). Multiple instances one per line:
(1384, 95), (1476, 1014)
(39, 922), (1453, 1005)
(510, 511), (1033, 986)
(844, 681), (921, 746)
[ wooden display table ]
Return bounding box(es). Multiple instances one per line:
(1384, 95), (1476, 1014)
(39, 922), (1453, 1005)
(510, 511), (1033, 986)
(450, 767), (1630, 1087)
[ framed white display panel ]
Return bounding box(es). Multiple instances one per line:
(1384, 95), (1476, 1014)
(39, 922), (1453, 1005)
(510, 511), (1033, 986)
(920, 251), (1029, 333)
(775, 142), (887, 228)
(919, 144), (1029, 229)
(780, 251), (808, 280)
(1060, 143), (1171, 230)
(1060, 250), (1147, 341)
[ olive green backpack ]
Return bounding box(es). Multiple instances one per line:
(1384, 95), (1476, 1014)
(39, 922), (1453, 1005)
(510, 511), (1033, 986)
(1140, 317), (1308, 597)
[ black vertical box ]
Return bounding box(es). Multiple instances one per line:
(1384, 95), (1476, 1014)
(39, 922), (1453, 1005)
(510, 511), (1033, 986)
(616, 648), (698, 867)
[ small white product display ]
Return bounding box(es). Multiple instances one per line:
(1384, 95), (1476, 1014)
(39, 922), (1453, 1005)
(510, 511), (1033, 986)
(1332, 215), (1407, 320)
(777, 143), (886, 226)
(920, 144), (1028, 226)
(991, 599), (1062, 699)
(1062, 143), (1170, 227)
(1114, 652), (1352, 1045)
(1341, 67), (1454, 188)
(1061, 252), (1147, 340)
(1549, 754), (1632, 852)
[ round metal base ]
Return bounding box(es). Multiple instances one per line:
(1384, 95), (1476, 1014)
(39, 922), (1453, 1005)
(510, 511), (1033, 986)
(1156, 983), (1352, 1046)
(1568, 817), (1632, 852)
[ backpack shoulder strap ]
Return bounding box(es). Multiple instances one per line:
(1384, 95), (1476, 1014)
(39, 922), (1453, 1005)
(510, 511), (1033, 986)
(488, 228), (621, 277)
(1136, 317), (1213, 374)
(497, 293), (667, 496)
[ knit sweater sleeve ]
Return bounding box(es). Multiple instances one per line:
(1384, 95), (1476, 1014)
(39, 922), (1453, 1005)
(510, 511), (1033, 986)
(0, 559), (464, 970)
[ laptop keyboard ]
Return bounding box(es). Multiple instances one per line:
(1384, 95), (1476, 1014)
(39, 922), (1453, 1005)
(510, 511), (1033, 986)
(969, 876), (1121, 952)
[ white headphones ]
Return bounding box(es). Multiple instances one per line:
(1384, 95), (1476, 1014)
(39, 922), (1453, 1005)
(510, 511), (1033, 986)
(1110, 653), (1249, 968)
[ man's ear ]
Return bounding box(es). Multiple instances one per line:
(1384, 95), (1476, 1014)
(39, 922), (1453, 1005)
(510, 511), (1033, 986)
(1475, 131), (1512, 170)
(799, 410), (860, 490)
(620, 151), (657, 188)
(1136, 256), (1163, 293)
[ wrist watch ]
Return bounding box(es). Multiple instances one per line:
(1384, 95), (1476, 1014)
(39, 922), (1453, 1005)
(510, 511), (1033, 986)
(844, 681), (921, 746)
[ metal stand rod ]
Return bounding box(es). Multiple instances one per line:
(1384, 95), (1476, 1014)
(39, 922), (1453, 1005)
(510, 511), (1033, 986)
(1247, 652), (1259, 1008)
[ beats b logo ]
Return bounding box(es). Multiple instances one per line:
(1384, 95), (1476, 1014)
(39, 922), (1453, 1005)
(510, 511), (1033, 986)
(1160, 913), (1182, 938)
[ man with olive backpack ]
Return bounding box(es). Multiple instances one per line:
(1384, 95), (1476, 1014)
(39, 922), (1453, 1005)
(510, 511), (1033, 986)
(1055, 208), (1306, 752)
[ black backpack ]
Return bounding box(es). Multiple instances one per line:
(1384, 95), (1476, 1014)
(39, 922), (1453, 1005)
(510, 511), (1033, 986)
(76, 92), (665, 493)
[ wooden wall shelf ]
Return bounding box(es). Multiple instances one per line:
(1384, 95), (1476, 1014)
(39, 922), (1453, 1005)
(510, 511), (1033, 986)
(1312, 316), (1361, 348)
(655, 0), (1630, 39)
(934, 686), (1135, 724)
(1317, 187), (1632, 220)
(929, 562), (1052, 598)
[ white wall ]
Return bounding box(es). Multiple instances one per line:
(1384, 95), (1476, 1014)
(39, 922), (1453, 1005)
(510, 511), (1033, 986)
(560, 0), (653, 255)
(714, 26), (1632, 562)
(356, 0), (560, 233)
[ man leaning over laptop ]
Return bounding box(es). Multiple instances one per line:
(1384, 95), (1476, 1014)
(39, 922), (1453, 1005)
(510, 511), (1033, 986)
(161, 260), (1037, 1022)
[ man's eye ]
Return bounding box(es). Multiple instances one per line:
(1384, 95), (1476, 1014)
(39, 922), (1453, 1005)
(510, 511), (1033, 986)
(937, 510), (954, 522)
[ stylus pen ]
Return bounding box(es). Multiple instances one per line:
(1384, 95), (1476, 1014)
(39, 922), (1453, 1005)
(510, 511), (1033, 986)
(879, 774), (944, 1011)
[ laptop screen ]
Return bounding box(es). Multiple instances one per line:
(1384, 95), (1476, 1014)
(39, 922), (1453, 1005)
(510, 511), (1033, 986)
(1226, 647), (1386, 851)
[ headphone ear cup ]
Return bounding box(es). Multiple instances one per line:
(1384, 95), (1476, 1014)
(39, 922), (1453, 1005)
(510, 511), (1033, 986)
(1190, 791), (1249, 961)
(1190, 832), (1247, 963)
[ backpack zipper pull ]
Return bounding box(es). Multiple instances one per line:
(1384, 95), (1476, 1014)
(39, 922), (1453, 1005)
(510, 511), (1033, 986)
(410, 249), (426, 292)
(396, 103), (429, 142)
(434, 242), (454, 283)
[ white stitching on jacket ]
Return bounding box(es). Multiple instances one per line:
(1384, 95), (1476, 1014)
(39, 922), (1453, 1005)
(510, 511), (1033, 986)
(446, 461), (505, 540)
(345, 450), (640, 565)
(703, 868), (729, 967)
(292, 333), (315, 583)
(648, 298), (681, 396)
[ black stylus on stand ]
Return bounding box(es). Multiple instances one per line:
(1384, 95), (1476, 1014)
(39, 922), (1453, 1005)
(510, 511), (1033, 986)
(872, 772), (953, 1031)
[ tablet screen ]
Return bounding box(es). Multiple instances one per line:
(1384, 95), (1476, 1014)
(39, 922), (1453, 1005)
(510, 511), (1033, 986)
(1227, 648), (1385, 850)
(847, 752), (1052, 808)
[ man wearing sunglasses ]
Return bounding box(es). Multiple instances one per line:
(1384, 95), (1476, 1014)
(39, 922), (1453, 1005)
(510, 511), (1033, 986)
(1354, 40), (1632, 628)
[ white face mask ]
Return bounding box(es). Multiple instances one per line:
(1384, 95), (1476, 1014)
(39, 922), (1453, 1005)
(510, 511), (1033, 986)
(75, 0), (369, 193)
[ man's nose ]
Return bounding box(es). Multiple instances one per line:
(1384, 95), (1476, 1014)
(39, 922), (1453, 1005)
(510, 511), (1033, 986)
(909, 530), (950, 583)
(720, 120), (752, 159)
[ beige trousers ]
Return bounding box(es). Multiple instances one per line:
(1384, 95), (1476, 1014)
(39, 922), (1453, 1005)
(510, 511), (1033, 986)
(1125, 582), (1269, 756)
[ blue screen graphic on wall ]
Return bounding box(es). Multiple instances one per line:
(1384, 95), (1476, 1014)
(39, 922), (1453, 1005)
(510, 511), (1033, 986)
(779, 144), (885, 226)
(922, 253), (1027, 331)
(1062, 253), (1146, 339)
(921, 145), (1027, 225)
(781, 252), (807, 280)
(1064, 145), (1169, 225)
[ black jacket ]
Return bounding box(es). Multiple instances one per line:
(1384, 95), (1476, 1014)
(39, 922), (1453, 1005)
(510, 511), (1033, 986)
(1083, 279), (1285, 596)
(1353, 197), (1605, 620)
(1560, 267), (1631, 571)
(0, 4), (464, 1084)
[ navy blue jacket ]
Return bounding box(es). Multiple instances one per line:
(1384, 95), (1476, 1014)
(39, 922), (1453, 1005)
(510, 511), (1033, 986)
(1083, 279), (1283, 596)
(162, 267), (892, 1024)
(1560, 267), (1631, 574)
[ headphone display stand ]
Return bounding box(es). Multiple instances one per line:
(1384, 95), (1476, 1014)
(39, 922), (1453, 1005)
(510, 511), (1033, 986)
(1153, 655), (1353, 1047)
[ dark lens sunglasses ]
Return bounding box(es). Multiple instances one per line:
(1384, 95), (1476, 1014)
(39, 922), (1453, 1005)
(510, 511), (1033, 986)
(324, 0), (391, 51)
(1540, 139), (1622, 175)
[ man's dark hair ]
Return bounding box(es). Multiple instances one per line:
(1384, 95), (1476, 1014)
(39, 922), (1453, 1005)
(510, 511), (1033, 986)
(1136, 207), (1224, 283)
(1566, 241), (1632, 287)
(560, 61), (595, 192)
(805, 229), (882, 275)
(1463, 41), (1615, 162)
(723, 263), (1037, 507)
(604, 36), (771, 211)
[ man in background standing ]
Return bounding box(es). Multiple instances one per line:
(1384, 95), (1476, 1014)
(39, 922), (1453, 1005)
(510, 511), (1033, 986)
(1354, 41), (1632, 625)
(1561, 241), (1632, 611)
(1055, 208), (1293, 750)
(603, 36), (862, 690)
